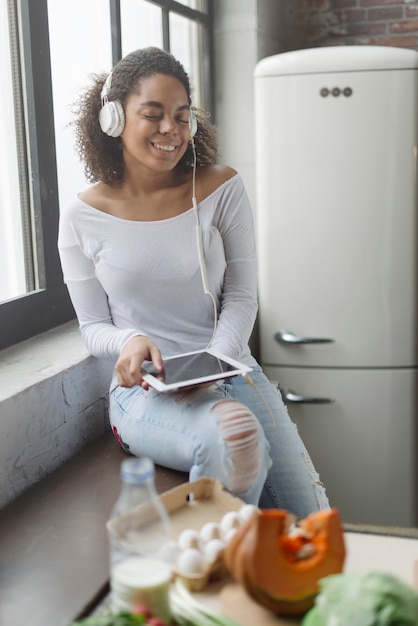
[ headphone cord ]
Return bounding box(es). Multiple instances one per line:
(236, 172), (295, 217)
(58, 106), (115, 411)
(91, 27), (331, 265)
(191, 129), (274, 425)
(191, 137), (218, 349)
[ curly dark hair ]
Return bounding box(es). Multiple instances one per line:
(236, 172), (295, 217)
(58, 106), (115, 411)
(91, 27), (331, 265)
(72, 47), (219, 187)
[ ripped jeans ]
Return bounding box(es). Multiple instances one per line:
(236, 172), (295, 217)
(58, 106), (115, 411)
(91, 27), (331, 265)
(109, 364), (329, 516)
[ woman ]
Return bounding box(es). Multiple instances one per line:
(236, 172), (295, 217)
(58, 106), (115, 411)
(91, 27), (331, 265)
(58, 47), (328, 515)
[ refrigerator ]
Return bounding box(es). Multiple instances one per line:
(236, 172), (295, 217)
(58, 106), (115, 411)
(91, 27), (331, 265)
(254, 46), (418, 527)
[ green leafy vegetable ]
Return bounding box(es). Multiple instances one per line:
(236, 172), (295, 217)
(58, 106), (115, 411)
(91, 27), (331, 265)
(301, 571), (418, 626)
(70, 611), (147, 626)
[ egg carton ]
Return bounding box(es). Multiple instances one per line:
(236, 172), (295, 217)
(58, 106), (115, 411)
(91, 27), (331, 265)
(155, 477), (259, 591)
(173, 551), (226, 592)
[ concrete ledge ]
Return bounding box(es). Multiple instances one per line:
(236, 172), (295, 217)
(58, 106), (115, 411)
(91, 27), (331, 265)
(0, 320), (113, 508)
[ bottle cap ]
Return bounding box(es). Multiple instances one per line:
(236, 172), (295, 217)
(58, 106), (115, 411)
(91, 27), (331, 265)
(120, 457), (155, 483)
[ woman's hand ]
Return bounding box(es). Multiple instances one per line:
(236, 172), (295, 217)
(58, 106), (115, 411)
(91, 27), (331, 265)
(115, 335), (163, 389)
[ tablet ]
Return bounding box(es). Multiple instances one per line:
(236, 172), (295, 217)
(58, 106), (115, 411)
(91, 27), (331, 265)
(141, 348), (252, 392)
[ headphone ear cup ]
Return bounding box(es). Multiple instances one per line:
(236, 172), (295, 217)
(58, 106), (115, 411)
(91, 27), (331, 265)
(99, 100), (125, 137)
(189, 110), (198, 139)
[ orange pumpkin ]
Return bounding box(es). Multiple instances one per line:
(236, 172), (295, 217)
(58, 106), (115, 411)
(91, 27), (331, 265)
(224, 508), (346, 616)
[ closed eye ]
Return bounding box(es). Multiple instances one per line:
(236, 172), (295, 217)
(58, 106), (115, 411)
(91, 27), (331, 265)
(142, 115), (189, 125)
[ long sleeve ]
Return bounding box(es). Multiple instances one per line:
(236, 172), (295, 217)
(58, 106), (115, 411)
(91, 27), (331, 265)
(208, 176), (258, 361)
(58, 201), (144, 362)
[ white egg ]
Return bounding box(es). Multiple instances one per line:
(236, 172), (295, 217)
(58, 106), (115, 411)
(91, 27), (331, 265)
(220, 511), (241, 535)
(199, 522), (221, 543)
(177, 528), (202, 550)
(158, 539), (180, 563)
(239, 504), (259, 522)
(223, 527), (238, 543)
(203, 538), (225, 564)
(176, 547), (206, 576)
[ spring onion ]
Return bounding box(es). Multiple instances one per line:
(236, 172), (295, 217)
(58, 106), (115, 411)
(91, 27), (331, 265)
(169, 577), (241, 626)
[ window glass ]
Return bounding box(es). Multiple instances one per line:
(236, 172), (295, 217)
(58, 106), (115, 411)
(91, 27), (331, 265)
(47, 0), (112, 209)
(0, 2), (26, 301)
(121, 0), (163, 56)
(175, 0), (207, 11)
(170, 12), (205, 107)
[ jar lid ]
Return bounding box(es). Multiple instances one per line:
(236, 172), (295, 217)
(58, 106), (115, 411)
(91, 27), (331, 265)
(112, 557), (172, 589)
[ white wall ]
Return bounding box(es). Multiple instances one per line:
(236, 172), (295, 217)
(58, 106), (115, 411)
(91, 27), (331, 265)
(213, 0), (258, 205)
(212, 0), (282, 358)
(212, 0), (282, 207)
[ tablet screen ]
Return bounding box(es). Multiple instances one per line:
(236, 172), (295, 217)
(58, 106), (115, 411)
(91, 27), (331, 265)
(143, 351), (239, 387)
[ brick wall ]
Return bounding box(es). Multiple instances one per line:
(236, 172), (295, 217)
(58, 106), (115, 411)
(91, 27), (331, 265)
(286, 0), (418, 50)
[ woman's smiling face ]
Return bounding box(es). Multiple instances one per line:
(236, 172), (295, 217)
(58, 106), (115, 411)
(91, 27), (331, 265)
(120, 73), (192, 172)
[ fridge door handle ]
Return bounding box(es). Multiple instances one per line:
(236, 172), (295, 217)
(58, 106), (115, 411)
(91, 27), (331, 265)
(275, 330), (334, 345)
(282, 388), (335, 404)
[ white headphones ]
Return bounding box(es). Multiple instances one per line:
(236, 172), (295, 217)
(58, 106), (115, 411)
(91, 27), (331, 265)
(98, 73), (125, 137)
(99, 72), (198, 139)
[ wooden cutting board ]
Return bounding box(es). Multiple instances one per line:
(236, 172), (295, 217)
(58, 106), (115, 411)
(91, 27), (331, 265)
(219, 583), (302, 626)
(216, 533), (418, 625)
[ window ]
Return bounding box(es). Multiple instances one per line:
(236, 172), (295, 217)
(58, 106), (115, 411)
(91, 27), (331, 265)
(121, 1), (164, 53)
(0, 2), (25, 303)
(0, 0), (213, 351)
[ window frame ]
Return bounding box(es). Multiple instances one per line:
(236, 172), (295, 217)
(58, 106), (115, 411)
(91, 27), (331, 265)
(0, 0), (213, 351)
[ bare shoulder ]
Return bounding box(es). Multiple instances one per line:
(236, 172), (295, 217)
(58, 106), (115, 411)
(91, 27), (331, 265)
(197, 165), (238, 201)
(78, 183), (115, 213)
(79, 183), (107, 205)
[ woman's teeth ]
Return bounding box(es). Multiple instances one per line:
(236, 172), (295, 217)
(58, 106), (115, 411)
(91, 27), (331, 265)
(153, 143), (176, 152)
